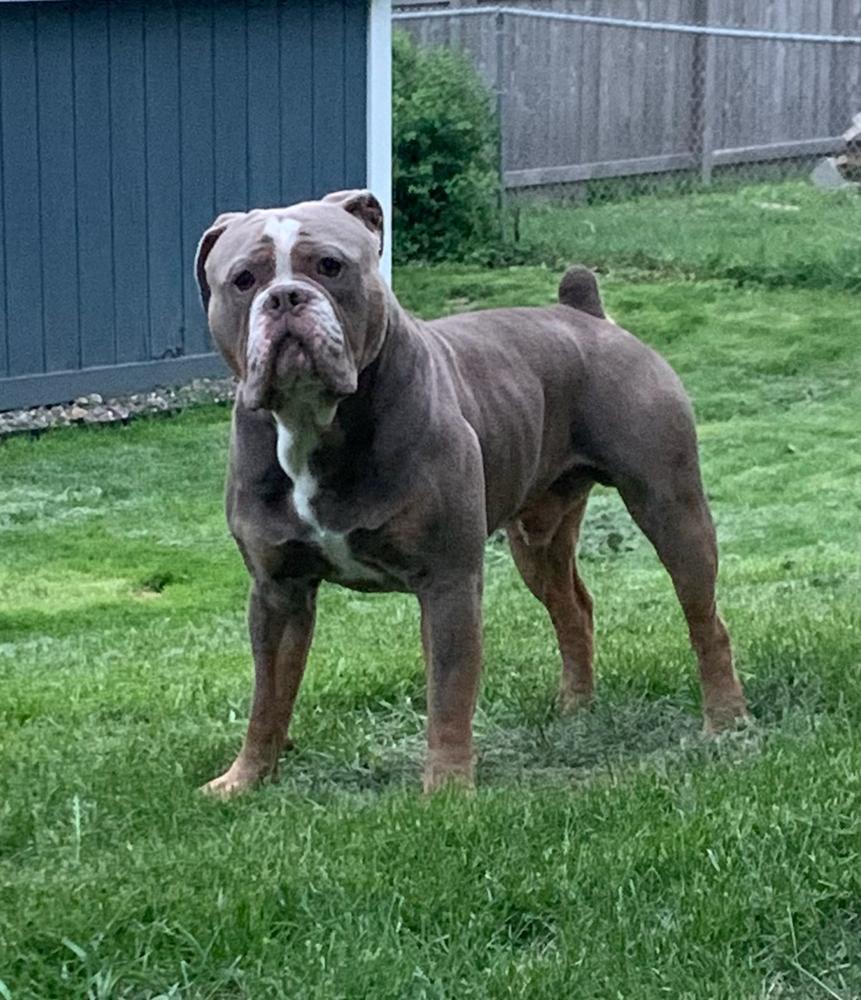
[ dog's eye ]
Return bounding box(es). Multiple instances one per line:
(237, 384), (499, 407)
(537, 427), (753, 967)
(317, 257), (342, 279)
(233, 270), (255, 292)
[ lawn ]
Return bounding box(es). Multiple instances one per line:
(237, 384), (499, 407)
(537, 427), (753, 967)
(512, 181), (861, 293)
(2, 186), (861, 998)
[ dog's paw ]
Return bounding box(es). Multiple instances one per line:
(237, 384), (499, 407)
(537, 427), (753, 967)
(422, 751), (475, 795)
(703, 694), (751, 736)
(199, 759), (273, 799)
(559, 686), (594, 715)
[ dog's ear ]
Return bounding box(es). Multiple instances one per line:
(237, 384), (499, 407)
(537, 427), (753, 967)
(322, 189), (384, 257)
(195, 212), (245, 310)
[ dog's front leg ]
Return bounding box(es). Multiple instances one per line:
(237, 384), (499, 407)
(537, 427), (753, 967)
(202, 580), (317, 797)
(419, 572), (483, 792)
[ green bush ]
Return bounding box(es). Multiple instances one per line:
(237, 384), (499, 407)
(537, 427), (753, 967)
(392, 31), (500, 263)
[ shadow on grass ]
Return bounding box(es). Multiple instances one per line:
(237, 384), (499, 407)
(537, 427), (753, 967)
(248, 694), (765, 800)
(234, 629), (856, 801)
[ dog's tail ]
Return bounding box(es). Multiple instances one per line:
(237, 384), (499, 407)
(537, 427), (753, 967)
(558, 265), (606, 319)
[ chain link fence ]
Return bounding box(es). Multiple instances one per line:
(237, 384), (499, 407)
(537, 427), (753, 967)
(394, 4), (861, 205)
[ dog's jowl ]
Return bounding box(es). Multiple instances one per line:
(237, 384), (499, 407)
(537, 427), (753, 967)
(194, 189), (747, 796)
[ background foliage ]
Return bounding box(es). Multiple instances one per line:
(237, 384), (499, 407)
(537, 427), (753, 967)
(392, 31), (500, 263)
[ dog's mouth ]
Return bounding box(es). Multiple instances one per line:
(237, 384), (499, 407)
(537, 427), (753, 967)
(273, 332), (315, 378)
(242, 318), (356, 411)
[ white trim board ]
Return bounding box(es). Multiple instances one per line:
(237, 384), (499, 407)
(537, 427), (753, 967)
(366, 0), (392, 283)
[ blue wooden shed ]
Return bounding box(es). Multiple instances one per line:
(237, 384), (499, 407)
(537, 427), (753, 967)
(0, 0), (392, 410)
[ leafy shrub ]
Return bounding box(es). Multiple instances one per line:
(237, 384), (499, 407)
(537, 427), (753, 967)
(392, 31), (500, 263)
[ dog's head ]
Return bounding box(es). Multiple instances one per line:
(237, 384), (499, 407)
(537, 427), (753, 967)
(195, 190), (387, 412)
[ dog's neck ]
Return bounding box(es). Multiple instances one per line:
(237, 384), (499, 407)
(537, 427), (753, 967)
(266, 290), (433, 492)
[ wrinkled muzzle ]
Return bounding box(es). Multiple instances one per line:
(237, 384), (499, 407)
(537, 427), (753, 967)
(241, 282), (357, 410)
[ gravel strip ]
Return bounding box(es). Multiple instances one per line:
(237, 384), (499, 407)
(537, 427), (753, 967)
(0, 377), (237, 438)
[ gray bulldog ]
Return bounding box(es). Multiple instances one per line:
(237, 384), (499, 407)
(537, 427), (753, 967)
(194, 189), (747, 795)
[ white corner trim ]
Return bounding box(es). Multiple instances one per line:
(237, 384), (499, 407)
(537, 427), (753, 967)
(367, 0), (392, 283)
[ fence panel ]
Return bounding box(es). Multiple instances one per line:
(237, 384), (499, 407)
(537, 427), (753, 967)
(395, 4), (861, 194)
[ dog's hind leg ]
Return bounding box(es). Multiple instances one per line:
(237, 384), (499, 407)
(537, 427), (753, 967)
(507, 492), (595, 712)
(613, 472), (748, 733)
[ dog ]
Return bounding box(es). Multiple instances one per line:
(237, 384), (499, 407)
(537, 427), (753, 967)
(194, 189), (747, 795)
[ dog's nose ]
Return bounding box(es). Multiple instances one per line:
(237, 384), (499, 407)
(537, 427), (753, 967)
(262, 284), (314, 317)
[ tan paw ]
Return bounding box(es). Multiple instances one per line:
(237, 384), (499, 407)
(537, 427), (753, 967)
(703, 697), (751, 736)
(423, 751), (475, 794)
(199, 759), (273, 798)
(559, 686), (594, 714)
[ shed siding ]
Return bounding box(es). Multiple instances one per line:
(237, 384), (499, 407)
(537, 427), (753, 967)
(0, 0), (368, 409)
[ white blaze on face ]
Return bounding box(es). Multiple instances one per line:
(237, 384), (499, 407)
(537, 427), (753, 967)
(265, 215), (302, 283)
(246, 216), (302, 374)
(245, 215), (346, 384)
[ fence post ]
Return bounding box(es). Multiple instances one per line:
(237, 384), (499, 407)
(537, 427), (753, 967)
(692, 0), (717, 184)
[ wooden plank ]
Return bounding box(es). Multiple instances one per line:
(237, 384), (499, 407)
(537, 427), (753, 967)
(717, 2), (743, 148)
(279, 0), (314, 204)
(771, 36), (788, 146)
(699, 34), (717, 181)
(815, 1), (833, 138)
(634, 1), (660, 157)
(798, 0), (818, 140)
(577, 23), (600, 164)
(527, 14), (547, 169)
(507, 11), (530, 171)
(144, 0), (184, 360)
(109, 2), (149, 364)
(738, 37), (755, 147)
(213, 0), (248, 211)
(0, 5), (44, 377)
(627, 15), (648, 159)
(664, 15), (690, 154)
(280, 0), (314, 202)
(558, 17), (583, 167)
(535, 16), (553, 168)
(472, 4), (497, 89)
(712, 135), (843, 165)
(595, 23), (613, 160)
(780, 4), (801, 146)
(73, 4), (115, 369)
(179, 0), (216, 355)
(641, 17), (662, 156)
(36, 3), (79, 374)
(749, 1), (769, 143)
(504, 151), (697, 188)
(569, 20), (586, 168)
(710, 9), (728, 148)
(343, 0), (367, 187)
(791, 0), (809, 141)
(312, 0), (346, 196)
(0, 23), (5, 380)
(246, 0), (282, 207)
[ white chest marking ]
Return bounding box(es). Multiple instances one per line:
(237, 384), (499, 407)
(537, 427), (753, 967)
(274, 415), (382, 583)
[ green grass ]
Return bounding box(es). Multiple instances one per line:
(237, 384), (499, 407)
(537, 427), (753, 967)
(2, 210), (861, 996)
(512, 182), (861, 293)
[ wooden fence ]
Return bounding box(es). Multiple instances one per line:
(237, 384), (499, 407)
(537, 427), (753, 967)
(395, 2), (861, 190)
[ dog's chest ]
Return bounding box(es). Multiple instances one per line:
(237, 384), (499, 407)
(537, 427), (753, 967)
(274, 418), (382, 583)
